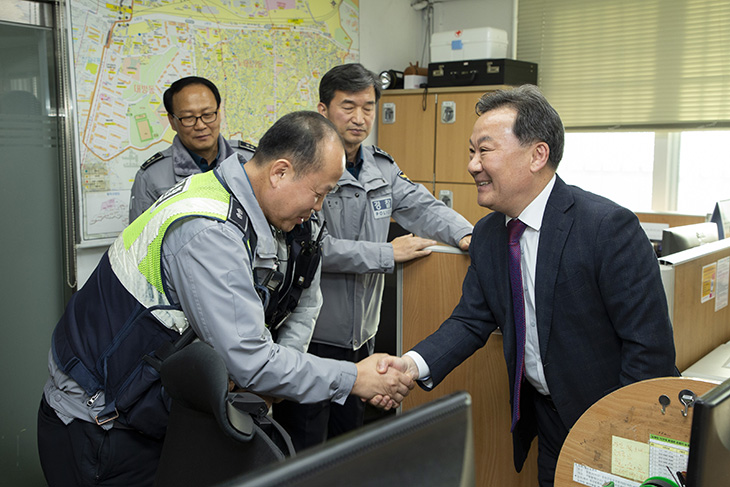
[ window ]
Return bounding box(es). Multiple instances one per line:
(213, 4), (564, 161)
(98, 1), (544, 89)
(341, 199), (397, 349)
(518, 0), (730, 215)
(518, 0), (730, 130)
(677, 131), (730, 215)
(559, 132), (654, 211)
(557, 130), (730, 216)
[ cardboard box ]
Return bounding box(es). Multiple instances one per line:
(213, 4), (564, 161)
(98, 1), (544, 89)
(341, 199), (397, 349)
(427, 59), (538, 88)
(430, 27), (508, 63)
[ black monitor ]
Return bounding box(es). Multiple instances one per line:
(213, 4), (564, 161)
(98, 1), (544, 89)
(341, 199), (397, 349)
(223, 392), (475, 487)
(660, 222), (718, 257)
(710, 199), (730, 240)
(685, 377), (730, 485)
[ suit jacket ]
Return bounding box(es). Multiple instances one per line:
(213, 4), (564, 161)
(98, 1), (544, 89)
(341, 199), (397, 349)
(411, 176), (677, 470)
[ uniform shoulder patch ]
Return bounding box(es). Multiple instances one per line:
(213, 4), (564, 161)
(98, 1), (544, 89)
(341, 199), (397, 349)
(397, 171), (414, 185)
(233, 140), (257, 152)
(372, 146), (395, 163)
(140, 152), (164, 170)
(227, 197), (250, 237)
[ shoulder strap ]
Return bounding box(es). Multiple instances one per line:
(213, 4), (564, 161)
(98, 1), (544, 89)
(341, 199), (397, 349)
(372, 145), (395, 163)
(140, 152), (164, 170)
(232, 140), (257, 153)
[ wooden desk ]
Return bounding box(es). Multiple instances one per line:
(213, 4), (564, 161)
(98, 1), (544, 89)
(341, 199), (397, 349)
(555, 377), (717, 486)
(635, 212), (705, 228)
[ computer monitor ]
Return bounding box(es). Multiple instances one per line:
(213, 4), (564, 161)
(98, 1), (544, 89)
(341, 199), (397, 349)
(660, 222), (718, 257)
(685, 377), (730, 485)
(710, 199), (730, 240)
(223, 392), (475, 487)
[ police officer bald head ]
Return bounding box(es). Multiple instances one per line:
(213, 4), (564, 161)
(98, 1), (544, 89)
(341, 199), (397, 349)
(318, 64), (380, 162)
(164, 76), (223, 163)
(247, 111), (345, 231)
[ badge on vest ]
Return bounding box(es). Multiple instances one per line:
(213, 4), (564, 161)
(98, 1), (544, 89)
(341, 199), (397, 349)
(371, 197), (392, 219)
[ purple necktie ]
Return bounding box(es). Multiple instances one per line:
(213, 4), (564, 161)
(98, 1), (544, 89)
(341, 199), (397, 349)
(508, 218), (527, 432)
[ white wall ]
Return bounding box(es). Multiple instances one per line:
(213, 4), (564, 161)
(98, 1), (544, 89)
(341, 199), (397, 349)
(433, 0), (514, 49)
(75, 0), (515, 286)
(359, 0), (426, 74)
(361, 0), (515, 72)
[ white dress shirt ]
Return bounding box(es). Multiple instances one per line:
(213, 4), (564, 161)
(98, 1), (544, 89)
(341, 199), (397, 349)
(406, 175), (557, 396)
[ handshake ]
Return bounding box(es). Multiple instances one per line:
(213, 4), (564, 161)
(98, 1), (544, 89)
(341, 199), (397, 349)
(351, 353), (420, 410)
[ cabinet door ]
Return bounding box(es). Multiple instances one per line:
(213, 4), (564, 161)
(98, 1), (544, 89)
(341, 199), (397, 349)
(434, 91), (483, 183)
(377, 92), (436, 182)
(435, 182), (492, 226)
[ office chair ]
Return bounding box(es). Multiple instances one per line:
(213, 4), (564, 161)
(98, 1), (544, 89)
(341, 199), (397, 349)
(154, 341), (294, 487)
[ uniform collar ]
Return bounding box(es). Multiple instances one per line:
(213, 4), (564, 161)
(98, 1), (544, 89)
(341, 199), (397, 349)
(346, 145), (364, 179)
(217, 155), (277, 261)
(186, 143), (222, 172)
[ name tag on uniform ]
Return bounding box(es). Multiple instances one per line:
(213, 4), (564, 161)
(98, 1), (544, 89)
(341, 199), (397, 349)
(371, 197), (392, 219)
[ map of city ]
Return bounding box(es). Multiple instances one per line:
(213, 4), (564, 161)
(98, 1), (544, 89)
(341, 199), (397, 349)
(70, 0), (359, 241)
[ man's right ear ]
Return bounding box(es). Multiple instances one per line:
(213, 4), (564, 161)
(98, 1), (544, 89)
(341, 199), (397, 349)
(316, 102), (328, 117)
(269, 159), (293, 188)
(167, 114), (178, 133)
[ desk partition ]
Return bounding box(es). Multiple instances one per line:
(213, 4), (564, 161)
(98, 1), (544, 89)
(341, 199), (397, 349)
(659, 239), (730, 371)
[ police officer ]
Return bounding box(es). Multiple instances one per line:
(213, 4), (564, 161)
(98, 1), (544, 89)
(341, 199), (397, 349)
(128, 76), (256, 221)
(272, 63), (474, 451)
(129, 76), (320, 354)
(37, 111), (414, 487)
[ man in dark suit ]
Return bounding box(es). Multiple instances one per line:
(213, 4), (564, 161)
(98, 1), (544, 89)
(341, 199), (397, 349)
(388, 85), (677, 486)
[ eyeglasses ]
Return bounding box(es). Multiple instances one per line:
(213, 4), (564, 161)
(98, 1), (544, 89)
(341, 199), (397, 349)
(171, 111), (218, 127)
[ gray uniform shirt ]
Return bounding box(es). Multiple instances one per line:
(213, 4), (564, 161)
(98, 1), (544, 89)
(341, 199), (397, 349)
(128, 134), (318, 353)
(314, 145), (474, 350)
(44, 155), (355, 427)
(128, 134), (255, 221)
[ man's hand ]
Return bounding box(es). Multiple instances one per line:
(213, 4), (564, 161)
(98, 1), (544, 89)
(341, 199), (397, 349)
(367, 355), (420, 408)
(391, 234), (438, 263)
(352, 353), (415, 410)
(458, 234), (471, 251)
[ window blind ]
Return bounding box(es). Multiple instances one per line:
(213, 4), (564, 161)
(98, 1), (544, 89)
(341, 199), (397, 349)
(517, 0), (730, 129)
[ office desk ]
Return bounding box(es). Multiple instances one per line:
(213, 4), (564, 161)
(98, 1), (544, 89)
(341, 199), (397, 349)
(555, 377), (717, 487)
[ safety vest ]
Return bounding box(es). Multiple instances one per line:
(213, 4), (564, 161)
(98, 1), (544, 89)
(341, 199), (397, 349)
(52, 169), (321, 438)
(51, 171), (251, 438)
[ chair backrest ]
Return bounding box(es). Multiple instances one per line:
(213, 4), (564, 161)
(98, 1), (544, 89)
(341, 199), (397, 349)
(154, 341), (292, 487)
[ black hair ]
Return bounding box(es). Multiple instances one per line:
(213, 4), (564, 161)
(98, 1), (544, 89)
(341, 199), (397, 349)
(475, 84), (565, 169)
(319, 63), (381, 107)
(163, 76), (221, 115)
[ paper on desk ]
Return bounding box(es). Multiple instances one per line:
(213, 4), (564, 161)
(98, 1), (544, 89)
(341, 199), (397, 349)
(702, 262), (717, 303)
(612, 436), (650, 482)
(572, 463), (641, 487)
(648, 434), (688, 479)
(715, 256), (729, 311)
